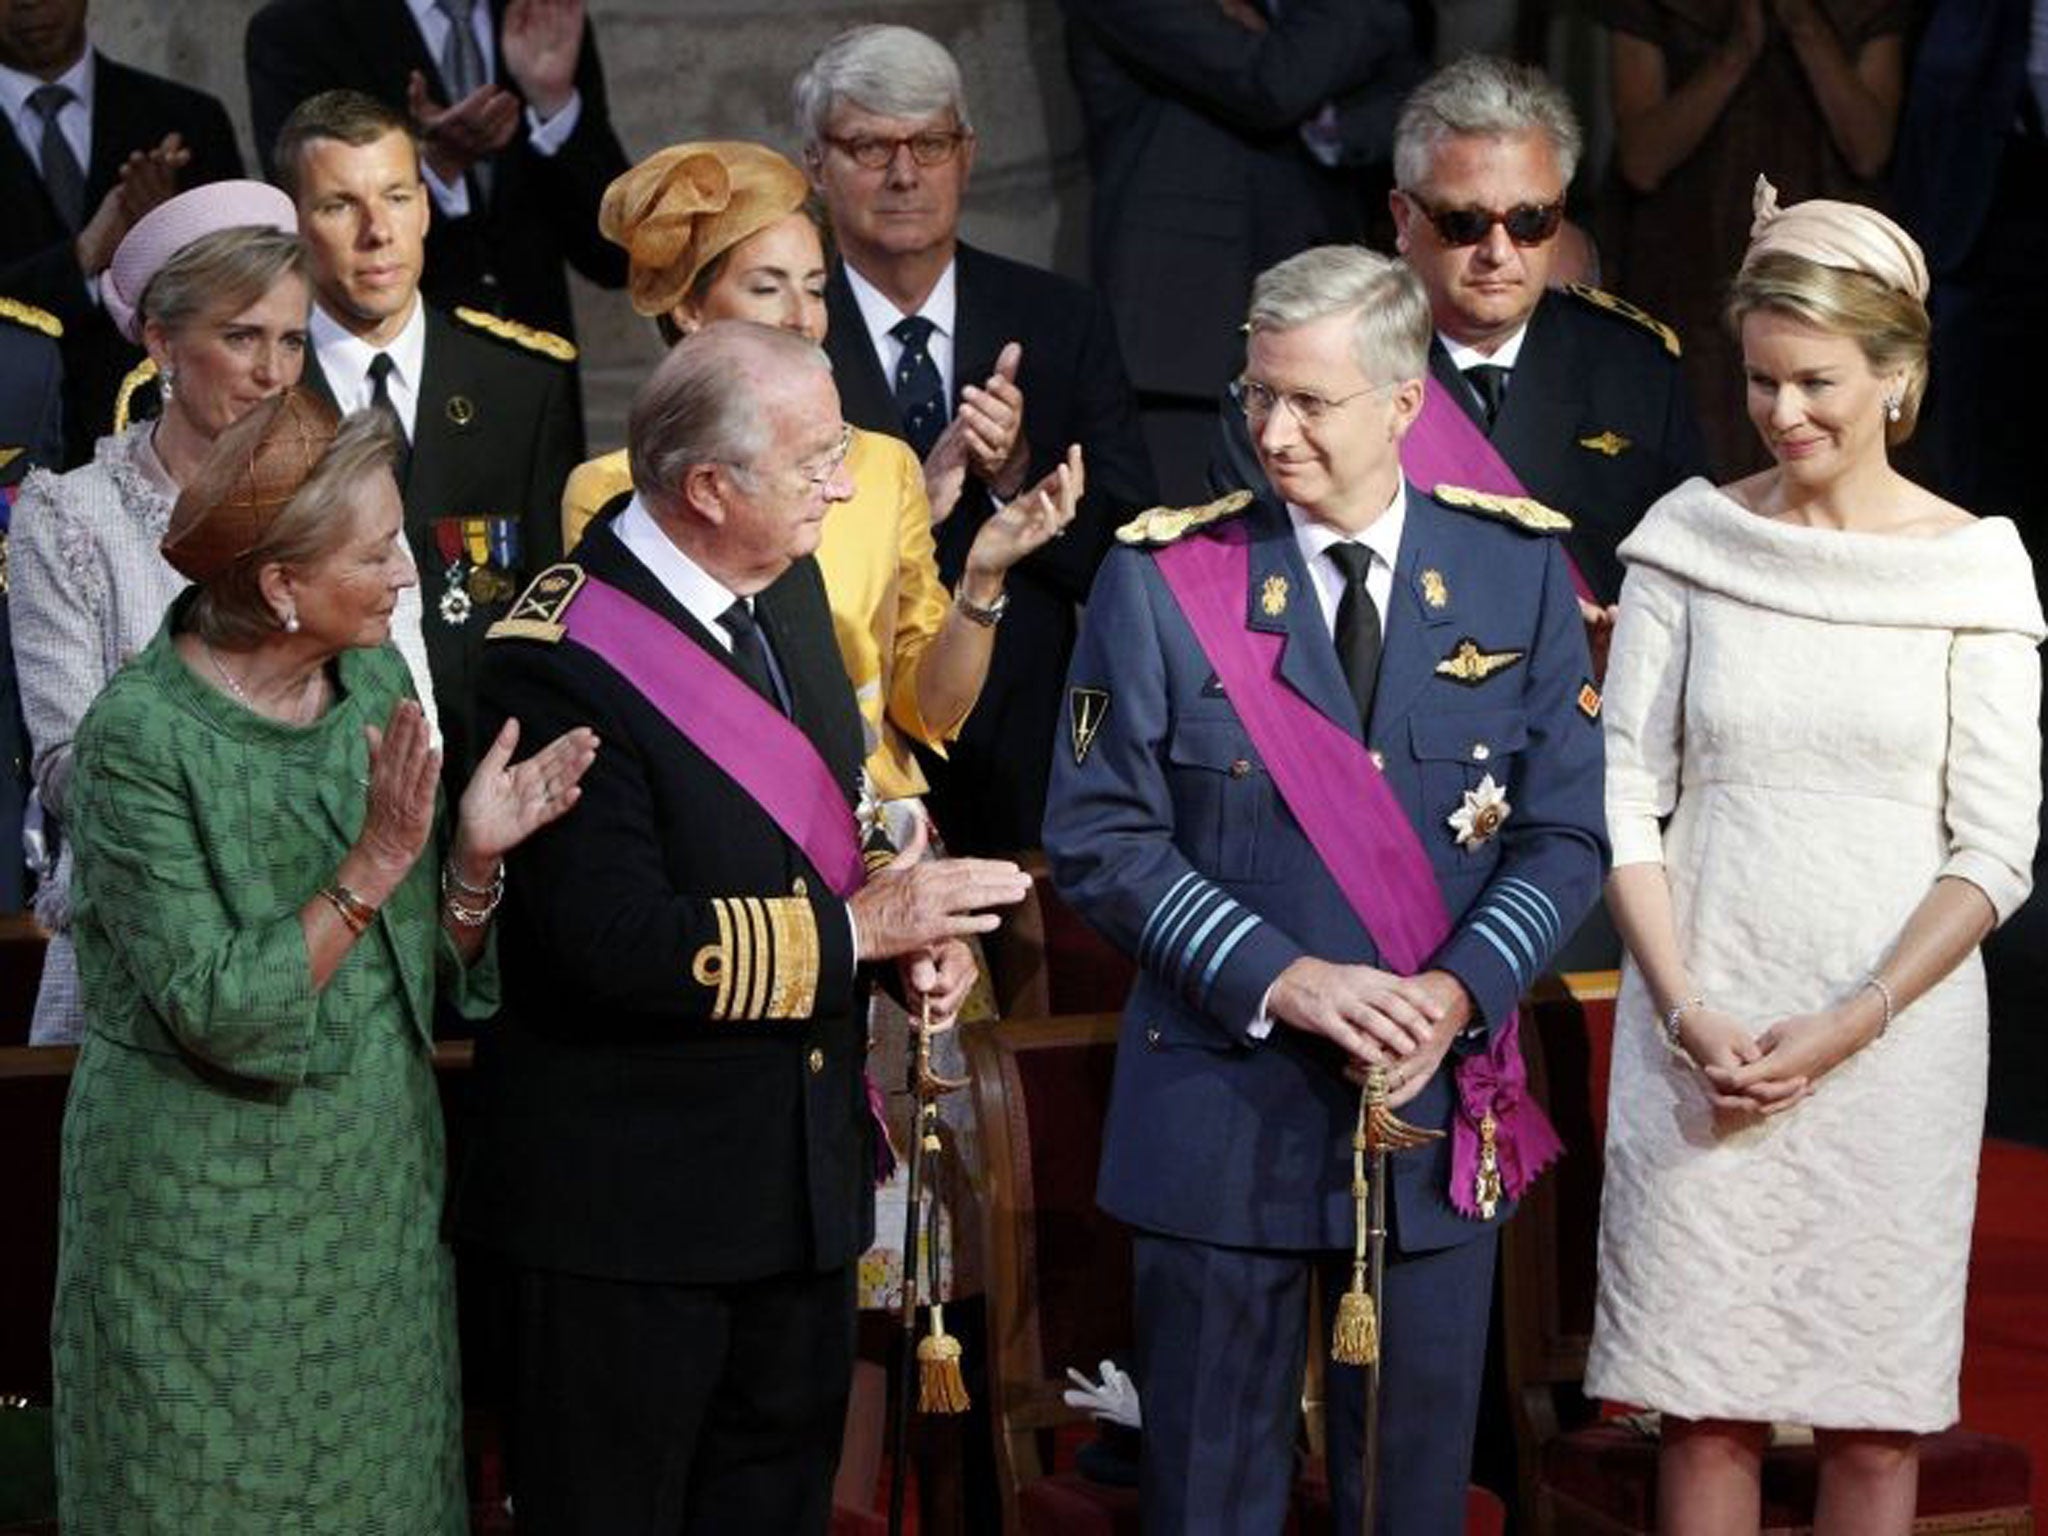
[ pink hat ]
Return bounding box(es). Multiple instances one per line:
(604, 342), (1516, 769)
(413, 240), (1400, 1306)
(103, 180), (299, 344)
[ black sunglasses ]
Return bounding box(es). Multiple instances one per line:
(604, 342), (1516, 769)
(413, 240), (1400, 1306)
(1403, 192), (1565, 248)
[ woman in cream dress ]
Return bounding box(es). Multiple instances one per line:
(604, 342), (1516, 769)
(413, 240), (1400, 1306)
(1586, 180), (2043, 1533)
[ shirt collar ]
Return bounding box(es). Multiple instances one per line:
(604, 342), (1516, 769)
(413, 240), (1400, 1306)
(0, 45), (93, 133)
(310, 294), (427, 401)
(614, 494), (745, 647)
(1287, 480), (1407, 572)
(1440, 319), (1529, 374)
(843, 255), (957, 352)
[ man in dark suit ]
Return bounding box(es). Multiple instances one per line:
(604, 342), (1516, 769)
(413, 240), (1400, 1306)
(275, 89), (580, 788)
(795, 23), (1157, 857)
(246, 0), (628, 346)
(1045, 246), (1606, 1534)
(1058, 0), (1426, 502)
(458, 320), (1026, 1532)
(0, 0), (242, 466)
(1893, 0), (2047, 559)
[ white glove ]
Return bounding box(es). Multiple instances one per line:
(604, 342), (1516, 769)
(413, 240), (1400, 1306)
(1062, 1359), (1142, 1428)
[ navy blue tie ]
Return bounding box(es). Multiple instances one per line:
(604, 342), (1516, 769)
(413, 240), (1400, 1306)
(718, 599), (787, 714)
(890, 315), (947, 459)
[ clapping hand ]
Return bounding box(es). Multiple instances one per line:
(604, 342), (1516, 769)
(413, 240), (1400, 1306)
(357, 700), (442, 879)
(407, 72), (521, 184)
(960, 341), (1029, 495)
(966, 444), (1083, 579)
(501, 0), (585, 119)
(76, 133), (191, 276)
(848, 815), (1030, 961)
(452, 716), (599, 871)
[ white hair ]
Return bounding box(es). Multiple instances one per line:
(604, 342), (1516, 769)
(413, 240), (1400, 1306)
(1247, 246), (1431, 385)
(793, 25), (971, 147)
(1393, 56), (1583, 190)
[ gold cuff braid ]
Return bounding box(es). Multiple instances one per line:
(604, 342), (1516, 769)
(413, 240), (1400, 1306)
(692, 896), (820, 1021)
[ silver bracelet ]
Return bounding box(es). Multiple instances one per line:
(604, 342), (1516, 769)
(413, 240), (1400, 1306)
(1861, 973), (1896, 1036)
(1662, 995), (1704, 1049)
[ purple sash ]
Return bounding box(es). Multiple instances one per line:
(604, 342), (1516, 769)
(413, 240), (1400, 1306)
(1405, 379), (1596, 605)
(561, 577), (866, 900)
(1153, 523), (1560, 1216)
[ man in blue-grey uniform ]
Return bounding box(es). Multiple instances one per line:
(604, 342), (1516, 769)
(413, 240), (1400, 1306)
(1043, 245), (1607, 1534)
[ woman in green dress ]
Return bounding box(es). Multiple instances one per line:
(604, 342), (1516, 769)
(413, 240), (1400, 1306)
(51, 390), (598, 1532)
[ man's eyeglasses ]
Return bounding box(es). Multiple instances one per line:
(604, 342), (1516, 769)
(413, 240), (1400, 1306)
(791, 424), (855, 489)
(1229, 379), (1389, 429)
(822, 129), (972, 171)
(1401, 192), (1565, 248)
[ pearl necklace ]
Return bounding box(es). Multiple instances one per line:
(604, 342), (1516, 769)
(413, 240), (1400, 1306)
(202, 639), (320, 724)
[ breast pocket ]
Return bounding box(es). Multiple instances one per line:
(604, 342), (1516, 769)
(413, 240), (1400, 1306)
(1164, 716), (1288, 883)
(1410, 708), (1528, 861)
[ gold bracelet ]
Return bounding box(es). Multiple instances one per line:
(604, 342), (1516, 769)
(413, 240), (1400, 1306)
(320, 884), (376, 936)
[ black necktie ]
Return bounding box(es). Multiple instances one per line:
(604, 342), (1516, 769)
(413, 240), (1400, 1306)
(1464, 363), (1511, 431)
(1327, 542), (1382, 731)
(433, 0), (495, 203)
(366, 352), (412, 482)
(889, 314), (947, 459)
(28, 85), (84, 231)
(718, 599), (787, 714)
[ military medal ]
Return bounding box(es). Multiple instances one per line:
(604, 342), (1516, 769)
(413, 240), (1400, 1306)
(1448, 774), (1510, 849)
(434, 519), (473, 626)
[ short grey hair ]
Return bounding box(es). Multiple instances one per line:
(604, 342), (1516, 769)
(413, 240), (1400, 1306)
(189, 409), (400, 649)
(629, 321), (833, 508)
(1393, 56), (1583, 191)
(141, 226), (306, 336)
(793, 24), (972, 148)
(1247, 246), (1431, 385)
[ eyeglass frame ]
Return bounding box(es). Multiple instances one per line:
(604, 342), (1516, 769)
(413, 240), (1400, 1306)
(819, 127), (974, 172)
(1229, 377), (1395, 430)
(720, 423), (855, 492)
(1398, 189), (1566, 248)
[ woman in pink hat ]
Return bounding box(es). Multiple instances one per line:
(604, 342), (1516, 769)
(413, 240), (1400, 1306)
(10, 179), (435, 1044)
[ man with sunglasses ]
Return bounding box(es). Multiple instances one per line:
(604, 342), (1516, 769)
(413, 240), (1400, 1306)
(795, 23), (1155, 860)
(1047, 245), (1606, 1534)
(1386, 55), (1708, 604)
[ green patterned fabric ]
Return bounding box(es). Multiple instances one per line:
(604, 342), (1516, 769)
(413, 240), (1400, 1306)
(52, 610), (495, 1533)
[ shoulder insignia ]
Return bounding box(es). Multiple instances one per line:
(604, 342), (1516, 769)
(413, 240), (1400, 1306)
(111, 357), (160, 434)
(453, 306), (578, 363)
(1577, 680), (1603, 721)
(1565, 283), (1681, 358)
(486, 562), (587, 643)
(1115, 488), (1253, 548)
(0, 296), (61, 339)
(1432, 483), (1573, 535)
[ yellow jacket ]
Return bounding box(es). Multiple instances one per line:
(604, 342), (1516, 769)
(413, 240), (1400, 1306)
(561, 429), (959, 799)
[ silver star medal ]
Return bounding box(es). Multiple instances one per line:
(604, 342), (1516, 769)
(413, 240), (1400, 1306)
(1448, 774), (1511, 848)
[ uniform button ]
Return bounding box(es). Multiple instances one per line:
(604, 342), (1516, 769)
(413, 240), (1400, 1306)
(807, 1047), (825, 1075)
(1369, 750), (1386, 771)
(1229, 759), (1252, 779)
(1471, 742), (1491, 761)
(791, 876), (808, 897)
(1145, 1026), (1163, 1049)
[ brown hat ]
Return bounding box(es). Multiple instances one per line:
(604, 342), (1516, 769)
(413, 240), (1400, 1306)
(599, 141), (811, 319)
(163, 389), (340, 582)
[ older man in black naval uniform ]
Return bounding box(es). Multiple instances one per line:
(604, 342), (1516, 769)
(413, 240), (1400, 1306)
(458, 321), (1031, 1534)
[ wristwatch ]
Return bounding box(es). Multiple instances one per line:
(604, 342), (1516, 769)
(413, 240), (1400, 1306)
(954, 582), (1009, 628)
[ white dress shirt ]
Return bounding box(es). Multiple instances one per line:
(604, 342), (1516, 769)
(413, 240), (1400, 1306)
(312, 296), (428, 441)
(843, 257), (960, 404)
(0, 47), (92, 180)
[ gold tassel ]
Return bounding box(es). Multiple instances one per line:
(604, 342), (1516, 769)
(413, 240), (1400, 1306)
(1475, 1110), (1502, 1219)
(917, 1303), (971, 1413)
(1332, 1094), (1378, 1365)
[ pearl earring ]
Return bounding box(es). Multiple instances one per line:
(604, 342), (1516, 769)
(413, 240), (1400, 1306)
(1884, 394), (1902, 424)
(158, 367), (175, 403)
(282, 607), (300, 634)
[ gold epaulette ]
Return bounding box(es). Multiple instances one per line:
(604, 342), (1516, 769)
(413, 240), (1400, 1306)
(486, 562), (586, 642)
(1565, 283), (1681, 358)
(693, 895), (820, 1021)
(0, 296), (61, 339)
(1115, 488), (1253, 548)
(111, 357), (159, 434)
(1432, 483), (1573, 534)
(453, 306), (578, 362)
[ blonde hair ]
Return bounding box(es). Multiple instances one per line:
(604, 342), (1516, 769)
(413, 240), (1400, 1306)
(187, 410), (400, 648)
(1727, 251), (1931, 446)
